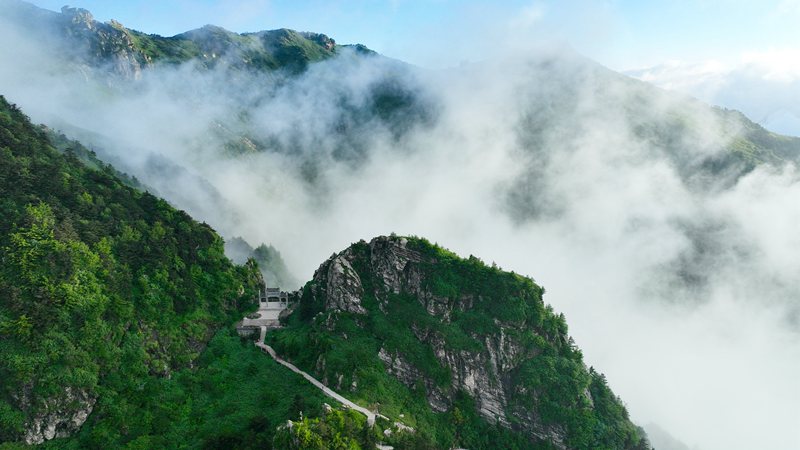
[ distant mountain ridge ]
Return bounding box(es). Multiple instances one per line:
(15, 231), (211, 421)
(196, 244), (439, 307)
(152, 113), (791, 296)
(4, 0), (796, 182)
(0, 0), (357, 79)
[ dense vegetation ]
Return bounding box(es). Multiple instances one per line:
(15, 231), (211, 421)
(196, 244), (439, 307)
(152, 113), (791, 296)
(270, 237), (650, 449)
(38, 330), (331, 449)
(44, 130), (145, 191)
(0, 96), (262, 444)
(273, 407), (374, 449)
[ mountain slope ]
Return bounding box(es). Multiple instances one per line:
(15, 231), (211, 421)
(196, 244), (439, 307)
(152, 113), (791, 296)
(0, 95), (262, 444)
(270, 236), (650, 449)
(0, 96), (381, 449)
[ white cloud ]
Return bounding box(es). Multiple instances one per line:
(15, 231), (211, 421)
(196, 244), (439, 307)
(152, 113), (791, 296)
(627, 49), (800, 136)
(740, 48), (800, 82)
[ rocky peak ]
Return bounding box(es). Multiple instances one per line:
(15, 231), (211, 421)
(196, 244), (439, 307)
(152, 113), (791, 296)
(302, 32), (336, 51)
(291, 236), (649, 449)
(61, 6), (94, 28)
(368, 235), (423, 295)
(51, 5), (147, 80)
(307, 236), (556, 434)
(310, 236), (426, 315)
(311, 245), (367, 315)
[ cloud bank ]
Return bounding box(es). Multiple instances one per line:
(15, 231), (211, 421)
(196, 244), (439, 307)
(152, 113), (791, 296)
(628, 50), (800, 137)
(1, 9), (799, 450)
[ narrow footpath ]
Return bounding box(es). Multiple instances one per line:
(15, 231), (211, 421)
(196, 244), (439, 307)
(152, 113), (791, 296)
(255, 326), (388, 427)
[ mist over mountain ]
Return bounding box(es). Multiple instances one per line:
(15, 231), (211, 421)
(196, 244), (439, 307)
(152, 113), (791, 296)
(0, 97), (648, 448)
(225, 237), (300, 289)
(1, 1), (799, 449)
(627, 57), (800, 137)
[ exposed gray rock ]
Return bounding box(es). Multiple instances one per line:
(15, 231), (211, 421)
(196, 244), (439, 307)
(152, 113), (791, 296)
(23, 388), (95, 445)
(60, 6), (147, 80)
(311, 236), (571, 447)
(378, 348), (450, 413)
(368, 236), (422, 296)
(313, 248), (367, 314)
(435, 332), (509, 424)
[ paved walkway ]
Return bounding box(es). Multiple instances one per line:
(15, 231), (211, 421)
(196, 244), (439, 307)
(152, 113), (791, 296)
(255, 326), (388, 427)
(242, 305), (283, 328)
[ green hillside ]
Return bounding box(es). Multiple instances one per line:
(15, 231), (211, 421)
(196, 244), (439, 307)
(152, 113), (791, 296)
(270, 236), (651, 449)
(0, 95), (266, 445)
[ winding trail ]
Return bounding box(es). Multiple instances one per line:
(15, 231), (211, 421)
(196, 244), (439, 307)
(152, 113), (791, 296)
(255, 326), (388, 427)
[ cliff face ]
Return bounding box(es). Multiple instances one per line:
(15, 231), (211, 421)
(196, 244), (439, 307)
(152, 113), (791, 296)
(0, 3), (150, 80)
(273, 236), (650, 449)
(57, 7), (146, 79)
(314, 237), (567, 444)
(19, 388), (95, 445)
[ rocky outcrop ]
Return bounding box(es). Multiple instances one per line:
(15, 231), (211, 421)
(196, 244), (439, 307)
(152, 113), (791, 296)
(311, 236), (428, 315)
(60, 6), (147, 80)
(22, 388), (96, 445)
(377, 347), (450, 412)
(306, 236), (570, 446)
(302, 32), (336, 51)
(421, 326), (510, 424)
(312, 248), (367, 314)
(368, 236), (423, 296)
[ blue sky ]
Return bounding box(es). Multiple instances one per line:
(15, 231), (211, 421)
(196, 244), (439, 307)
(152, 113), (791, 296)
(25, 0), (800, 70)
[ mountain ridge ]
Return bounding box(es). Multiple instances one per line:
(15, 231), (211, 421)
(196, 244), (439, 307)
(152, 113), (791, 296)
(0, 0), (363, 78)
(270, 235), (651, 449)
